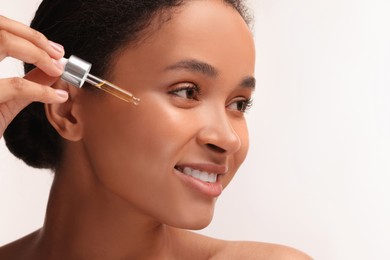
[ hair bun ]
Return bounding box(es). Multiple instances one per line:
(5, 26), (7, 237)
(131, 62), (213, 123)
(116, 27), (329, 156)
(4, 102), (62, 169)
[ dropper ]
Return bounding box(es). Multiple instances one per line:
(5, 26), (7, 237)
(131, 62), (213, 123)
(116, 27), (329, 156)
(60, 55), (140, 105)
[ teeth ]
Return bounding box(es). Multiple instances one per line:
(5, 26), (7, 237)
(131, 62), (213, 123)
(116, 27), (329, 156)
(182, 167), (218, 183)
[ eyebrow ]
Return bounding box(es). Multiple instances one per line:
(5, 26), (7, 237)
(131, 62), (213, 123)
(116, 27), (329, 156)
(240, 76), (256, 90)
(165, 59), (218, 77)
(165, 59), (256, 89)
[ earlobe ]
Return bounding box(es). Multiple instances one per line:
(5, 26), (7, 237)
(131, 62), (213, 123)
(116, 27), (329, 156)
(45, 80), (83, 142)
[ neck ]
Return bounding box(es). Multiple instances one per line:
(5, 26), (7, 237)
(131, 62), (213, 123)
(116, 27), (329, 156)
(34, 144), (174, 259)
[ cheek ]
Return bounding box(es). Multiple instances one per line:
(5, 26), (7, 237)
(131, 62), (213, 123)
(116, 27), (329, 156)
(83, 104), (167, 169)
(224, 120), (250, 187)
(238, 121), (250, 162)
(230, 116), (250, 165)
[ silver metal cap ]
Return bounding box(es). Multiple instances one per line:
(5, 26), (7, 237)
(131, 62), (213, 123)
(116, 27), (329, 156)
(61, 55), (91, 88)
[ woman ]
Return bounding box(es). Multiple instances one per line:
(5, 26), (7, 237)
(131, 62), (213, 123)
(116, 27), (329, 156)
(0, 0), (311, 259)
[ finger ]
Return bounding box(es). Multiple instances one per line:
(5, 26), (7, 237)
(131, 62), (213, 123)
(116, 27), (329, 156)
(0, 77), (68, 104)
(0, 15), (64, 60)
(0, 30), (64, 77)
(24, 67), (60, 86)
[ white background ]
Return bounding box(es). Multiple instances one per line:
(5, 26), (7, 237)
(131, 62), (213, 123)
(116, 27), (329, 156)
(1, 0), (390, 259)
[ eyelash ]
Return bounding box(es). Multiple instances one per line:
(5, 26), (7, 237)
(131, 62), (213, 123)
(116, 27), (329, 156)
(168, 83), (253, 113)
(168, 83), (201, 100)
(230, 98), (253, 113)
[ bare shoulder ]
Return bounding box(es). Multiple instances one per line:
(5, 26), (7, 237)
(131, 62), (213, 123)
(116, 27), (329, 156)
(173, 229), (312, 260)
(212, 240), (312, 260)
(0, 241), (24, 259)
(0, 230), (39, 260)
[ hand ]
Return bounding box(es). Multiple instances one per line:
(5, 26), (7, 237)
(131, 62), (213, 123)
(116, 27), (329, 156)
(0, 15), (68, 137)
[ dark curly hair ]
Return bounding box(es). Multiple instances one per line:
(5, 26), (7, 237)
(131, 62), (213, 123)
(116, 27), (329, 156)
(4, 0), (252, 170)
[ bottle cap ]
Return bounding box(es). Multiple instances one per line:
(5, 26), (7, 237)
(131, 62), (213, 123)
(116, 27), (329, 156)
(61, 55), (92, 88)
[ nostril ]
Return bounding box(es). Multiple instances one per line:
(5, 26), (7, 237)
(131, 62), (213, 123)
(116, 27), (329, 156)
(206, 143), (226, 153)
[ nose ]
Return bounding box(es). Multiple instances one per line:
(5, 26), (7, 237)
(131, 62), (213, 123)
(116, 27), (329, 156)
(196, 112), (242, 155)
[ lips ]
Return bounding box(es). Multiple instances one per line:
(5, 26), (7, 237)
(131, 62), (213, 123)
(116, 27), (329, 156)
(173, 163), (227, 197)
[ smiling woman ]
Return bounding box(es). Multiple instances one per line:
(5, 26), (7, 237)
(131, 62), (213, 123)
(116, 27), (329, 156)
(0, 0), (310, 259)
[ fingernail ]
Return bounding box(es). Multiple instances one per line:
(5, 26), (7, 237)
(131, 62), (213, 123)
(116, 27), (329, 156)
(53, 58), (65, 72)
(55, 89), (69, 100)
(49, 40), (64, 54)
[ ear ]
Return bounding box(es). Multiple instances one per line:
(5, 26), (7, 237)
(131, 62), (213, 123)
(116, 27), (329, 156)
(45, 80), (83, 141)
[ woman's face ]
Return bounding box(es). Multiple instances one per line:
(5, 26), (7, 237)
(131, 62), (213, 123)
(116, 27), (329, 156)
(77, 0), (255, 229)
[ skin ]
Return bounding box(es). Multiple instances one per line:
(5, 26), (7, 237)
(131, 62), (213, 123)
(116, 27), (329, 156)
(0, 1), (312, 259)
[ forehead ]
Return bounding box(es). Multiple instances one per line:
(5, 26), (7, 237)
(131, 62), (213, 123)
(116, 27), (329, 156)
(115, 0), (255, 79)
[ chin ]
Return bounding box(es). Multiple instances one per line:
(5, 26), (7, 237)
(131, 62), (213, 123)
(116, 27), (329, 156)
(170, 218), (213, 231)
(167, 209), (214, 231)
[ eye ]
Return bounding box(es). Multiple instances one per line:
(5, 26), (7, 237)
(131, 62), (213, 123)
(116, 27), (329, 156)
(168, 83), (200, 100)
(227, 98), (253, 113)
